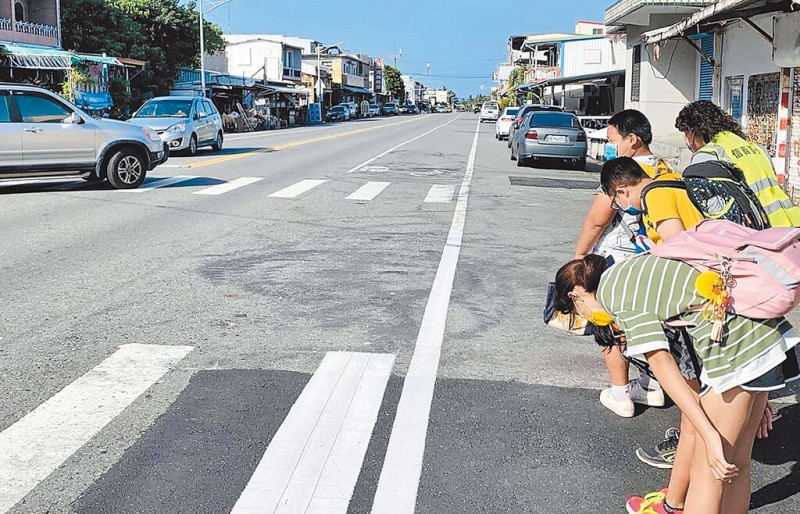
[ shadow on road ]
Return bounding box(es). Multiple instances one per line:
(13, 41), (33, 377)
(751, 402), (800, 510)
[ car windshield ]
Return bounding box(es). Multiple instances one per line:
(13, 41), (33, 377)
(506, 109), (519, 115)
(484, 104), (498, 109)
(134, 99), (192, 118)
(330, 107), (345, 112)
(530, 112), (580, 128)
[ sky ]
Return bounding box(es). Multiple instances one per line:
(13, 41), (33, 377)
(200, 0), (608, 98)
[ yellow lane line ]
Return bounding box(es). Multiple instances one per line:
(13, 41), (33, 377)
(187, 116), (433, 169)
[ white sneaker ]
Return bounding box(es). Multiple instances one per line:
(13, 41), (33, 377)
(600, 387), (635, 418)
(630, 379), (666, 407)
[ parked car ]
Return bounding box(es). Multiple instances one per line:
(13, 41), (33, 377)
(434, 104), (449, 113)
(495, 107), (520, 140)
(510, 111), (587, 170)
(339, 102), (359, 119)
(383, 102), (399, 115)
(0, 83), (167, 189)
(479, 101), (500, 122)
(407, 103), (420, 114)
(368, 104), (381, 117)
(325, 105), (350, 122)
(473, 105), (481, 113)
(127, 96), (223, 156)
(507, 104), (564, 147)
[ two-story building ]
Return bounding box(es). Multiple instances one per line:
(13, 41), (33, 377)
(302, 48), (374, 108)
(206, 36), (304, 87)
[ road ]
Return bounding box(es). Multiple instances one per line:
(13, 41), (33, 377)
(1, 113), (798, 513)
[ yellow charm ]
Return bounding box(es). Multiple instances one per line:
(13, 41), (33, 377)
(696, 271), (723, 299)
(589, 310), (613, 327)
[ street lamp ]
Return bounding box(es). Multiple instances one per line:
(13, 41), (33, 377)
(316, 41), (344, 106)
(198, 0), (234, 98)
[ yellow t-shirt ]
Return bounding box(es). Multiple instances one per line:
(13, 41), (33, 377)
(642, 173), (704, 245)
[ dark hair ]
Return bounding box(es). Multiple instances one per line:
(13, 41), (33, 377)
(593, 324), (625, 350)
(608, 109), (653, 145)
(600, 156), (649, 195)
(674, 100), (747, 143)
(553, 254), (609, 316)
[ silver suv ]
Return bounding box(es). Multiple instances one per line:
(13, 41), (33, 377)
(127, 96), (224, 156)
(0, 83), (167, 189)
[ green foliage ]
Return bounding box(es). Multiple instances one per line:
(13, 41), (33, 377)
(108, 75), (133, 118)
(383, 65), (404, 100)
(499, 97), (512, 110)
(61, 69), (95, 101)
(61, 0), (225, 102)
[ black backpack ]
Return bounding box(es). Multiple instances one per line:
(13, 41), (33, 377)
(641, 161), (771, 230)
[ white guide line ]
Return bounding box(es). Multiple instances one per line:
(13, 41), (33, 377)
(193, 177), (264, 196)
(125, 175), (198, 193)
(269, 179), (328, 199)
(345, 181), (391, 201)
(423, 184), (455, 203)
(232, 352), (395, 514)
(0, 344), (193, 513)
(371, 118), (482, 514)
(345, 114), (463, 173)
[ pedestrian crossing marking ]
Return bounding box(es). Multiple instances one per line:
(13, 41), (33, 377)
(232, 352), (395, 514)
(269, 179), (328, 199)
(424, 184), (455, 203)
(0, 344), (193, 513)
(345, 181), (391, 201)
(193, 177), (264, 196)
(125, 175), (198, 193)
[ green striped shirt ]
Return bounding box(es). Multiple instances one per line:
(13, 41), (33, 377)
(597, 254), (795, 393)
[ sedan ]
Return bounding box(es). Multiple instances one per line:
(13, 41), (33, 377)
(325, 105), (350, 122)
(495, 107), (519, 140)
(368, 104), (381, 117)
(510, 111), (587, 170)
(383, 102), (399, 115)
(127, 96), (224, 156)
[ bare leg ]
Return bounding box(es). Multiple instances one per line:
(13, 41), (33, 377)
(684, 387), (762, 514)
(664, 380), (700, 509)
(603, 345), (629, 386)
(721, 392), (767, 514)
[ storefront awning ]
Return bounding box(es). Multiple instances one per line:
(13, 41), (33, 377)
(640, 0), (763, 44)
(73, 53), (121, 66)
(544, 69), (625, 87)
(263, 84), (310, 95)
(0, 43), (73, 70)
(343, 85), (374, 95)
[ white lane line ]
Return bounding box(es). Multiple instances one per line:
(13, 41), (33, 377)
(345, 114), (463, 173)
(345, 181), (391, 201)
(0, 344), (193, 512)
(232, 351), (395, 514)
(371, 118), (482, 513)
(125, 175), (198, 193)
(192, 177), (264, 196)
(269, 179), (327, 199)
(423, 184), (455, 203)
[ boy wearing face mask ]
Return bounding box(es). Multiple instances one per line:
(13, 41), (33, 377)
(600, 157), (703, 244)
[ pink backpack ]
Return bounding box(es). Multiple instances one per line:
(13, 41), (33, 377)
(650, 220), (800, 319)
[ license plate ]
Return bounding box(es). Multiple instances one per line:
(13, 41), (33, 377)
(547, 135), (568, 143)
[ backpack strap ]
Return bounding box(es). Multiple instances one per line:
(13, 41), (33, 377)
(640, 180), (686, 214)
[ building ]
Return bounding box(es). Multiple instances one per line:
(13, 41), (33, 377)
(1, 0), (60, 48)
(205, 36), (304, 86)
(301, 48), (374, 108)
(575, 20), (606, 35)
(402, 75), (425, 104)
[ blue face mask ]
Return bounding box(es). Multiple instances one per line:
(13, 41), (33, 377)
(623, 205), (643, 216)
(604, 143), (618, 161)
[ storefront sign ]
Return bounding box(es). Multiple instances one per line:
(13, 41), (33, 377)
(332, 58), (343, 84)
(309, 102), (322, 124)
(75, 91), (113, 111)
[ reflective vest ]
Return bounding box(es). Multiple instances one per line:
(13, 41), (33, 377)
(639, 157), (673, 179)
(695, 131), (800, 227)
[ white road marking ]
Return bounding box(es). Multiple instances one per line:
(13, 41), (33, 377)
(269, 179), (327, 199)
(371, 118), (482, 513)
(346, 114), (463, 173)
(0, 344), (193, 512)
(232, 352), (395, 514)
(423, 184), (455, 203)
(125, 175), (198, 193)
(192, 177), (264, 196)
(345, 181), (391, 201)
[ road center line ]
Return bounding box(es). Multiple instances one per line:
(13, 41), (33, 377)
(370, 118), (481, 514)
(345, 114), (463, 174)
(0, 344), (193, 513)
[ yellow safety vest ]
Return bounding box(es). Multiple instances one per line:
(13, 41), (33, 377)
(639, 158), (673, 179)
(695, 131), (800, 227)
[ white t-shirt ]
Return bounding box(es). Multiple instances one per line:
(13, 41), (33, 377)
(590, 155), (658, 263)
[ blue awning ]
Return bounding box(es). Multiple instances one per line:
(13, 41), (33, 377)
(342, 85), (374, 95)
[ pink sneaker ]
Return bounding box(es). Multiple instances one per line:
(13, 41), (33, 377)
(626, 489), (683, 514)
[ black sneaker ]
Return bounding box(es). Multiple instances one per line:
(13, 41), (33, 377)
(636, 427), (680, 469)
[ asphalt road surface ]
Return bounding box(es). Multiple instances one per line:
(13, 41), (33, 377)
(1, 113), (798, 513)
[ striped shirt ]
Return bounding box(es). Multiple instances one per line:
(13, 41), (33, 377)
(597, 254), (796, 393)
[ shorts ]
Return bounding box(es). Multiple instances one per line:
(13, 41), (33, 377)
(699, 346), (800, 396)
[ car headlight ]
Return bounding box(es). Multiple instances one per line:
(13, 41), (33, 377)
(167, 123), (187, 133)
(142, 126), (161, 142)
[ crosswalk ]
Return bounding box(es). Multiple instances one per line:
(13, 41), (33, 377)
(0, 347), (397, 513)
(0, 176), (458, 204)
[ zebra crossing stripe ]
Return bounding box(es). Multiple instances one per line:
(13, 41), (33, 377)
(269, 179), (327, 199)
(232, 352), (395, 514)
(125, 175), (198, 193)
(0, 344), (193, 512)
(345, 181), (391, 201)
(193, 177), (264, 196)
(424, 184), (455, 203)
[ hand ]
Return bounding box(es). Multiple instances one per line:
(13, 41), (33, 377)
(756, 401), (775, 440)
(703, 430), (739, 481)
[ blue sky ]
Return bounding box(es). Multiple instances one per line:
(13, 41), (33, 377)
(201, 0), (608, 98)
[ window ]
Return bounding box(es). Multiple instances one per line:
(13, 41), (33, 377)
(725, 76), (744, 125)
(194, 100), (207, 119)
(16, 93), (71, 123)
(14, 1), (24, 23)
(593, 28), (604, 35)
(204, 100), (217, 115)
(531, 112), (581, 128)
(0, 95), (10, 123)
(698, 35), (714, 101)
(631, 45), (641, 102)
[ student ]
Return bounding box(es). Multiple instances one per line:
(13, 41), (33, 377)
(574, 110), (672, 419)
(554, 254), (796, 514)
(600, 157), (704, 245)
(675, 100), (800, 227)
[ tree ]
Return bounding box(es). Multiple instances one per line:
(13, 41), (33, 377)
(383, 65), (404, 101)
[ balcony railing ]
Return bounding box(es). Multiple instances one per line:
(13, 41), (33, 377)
(14, 20), (58, 38)
(0, 18), (11, 31)
(283, 67), (301, 79)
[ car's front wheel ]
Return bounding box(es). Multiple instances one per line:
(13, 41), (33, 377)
(211, 131), (223, 152)
(187, 134), (198, 156)
(106, 148), (147, 189)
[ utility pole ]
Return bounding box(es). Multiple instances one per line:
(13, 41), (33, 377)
(198, 0), (234, 98)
